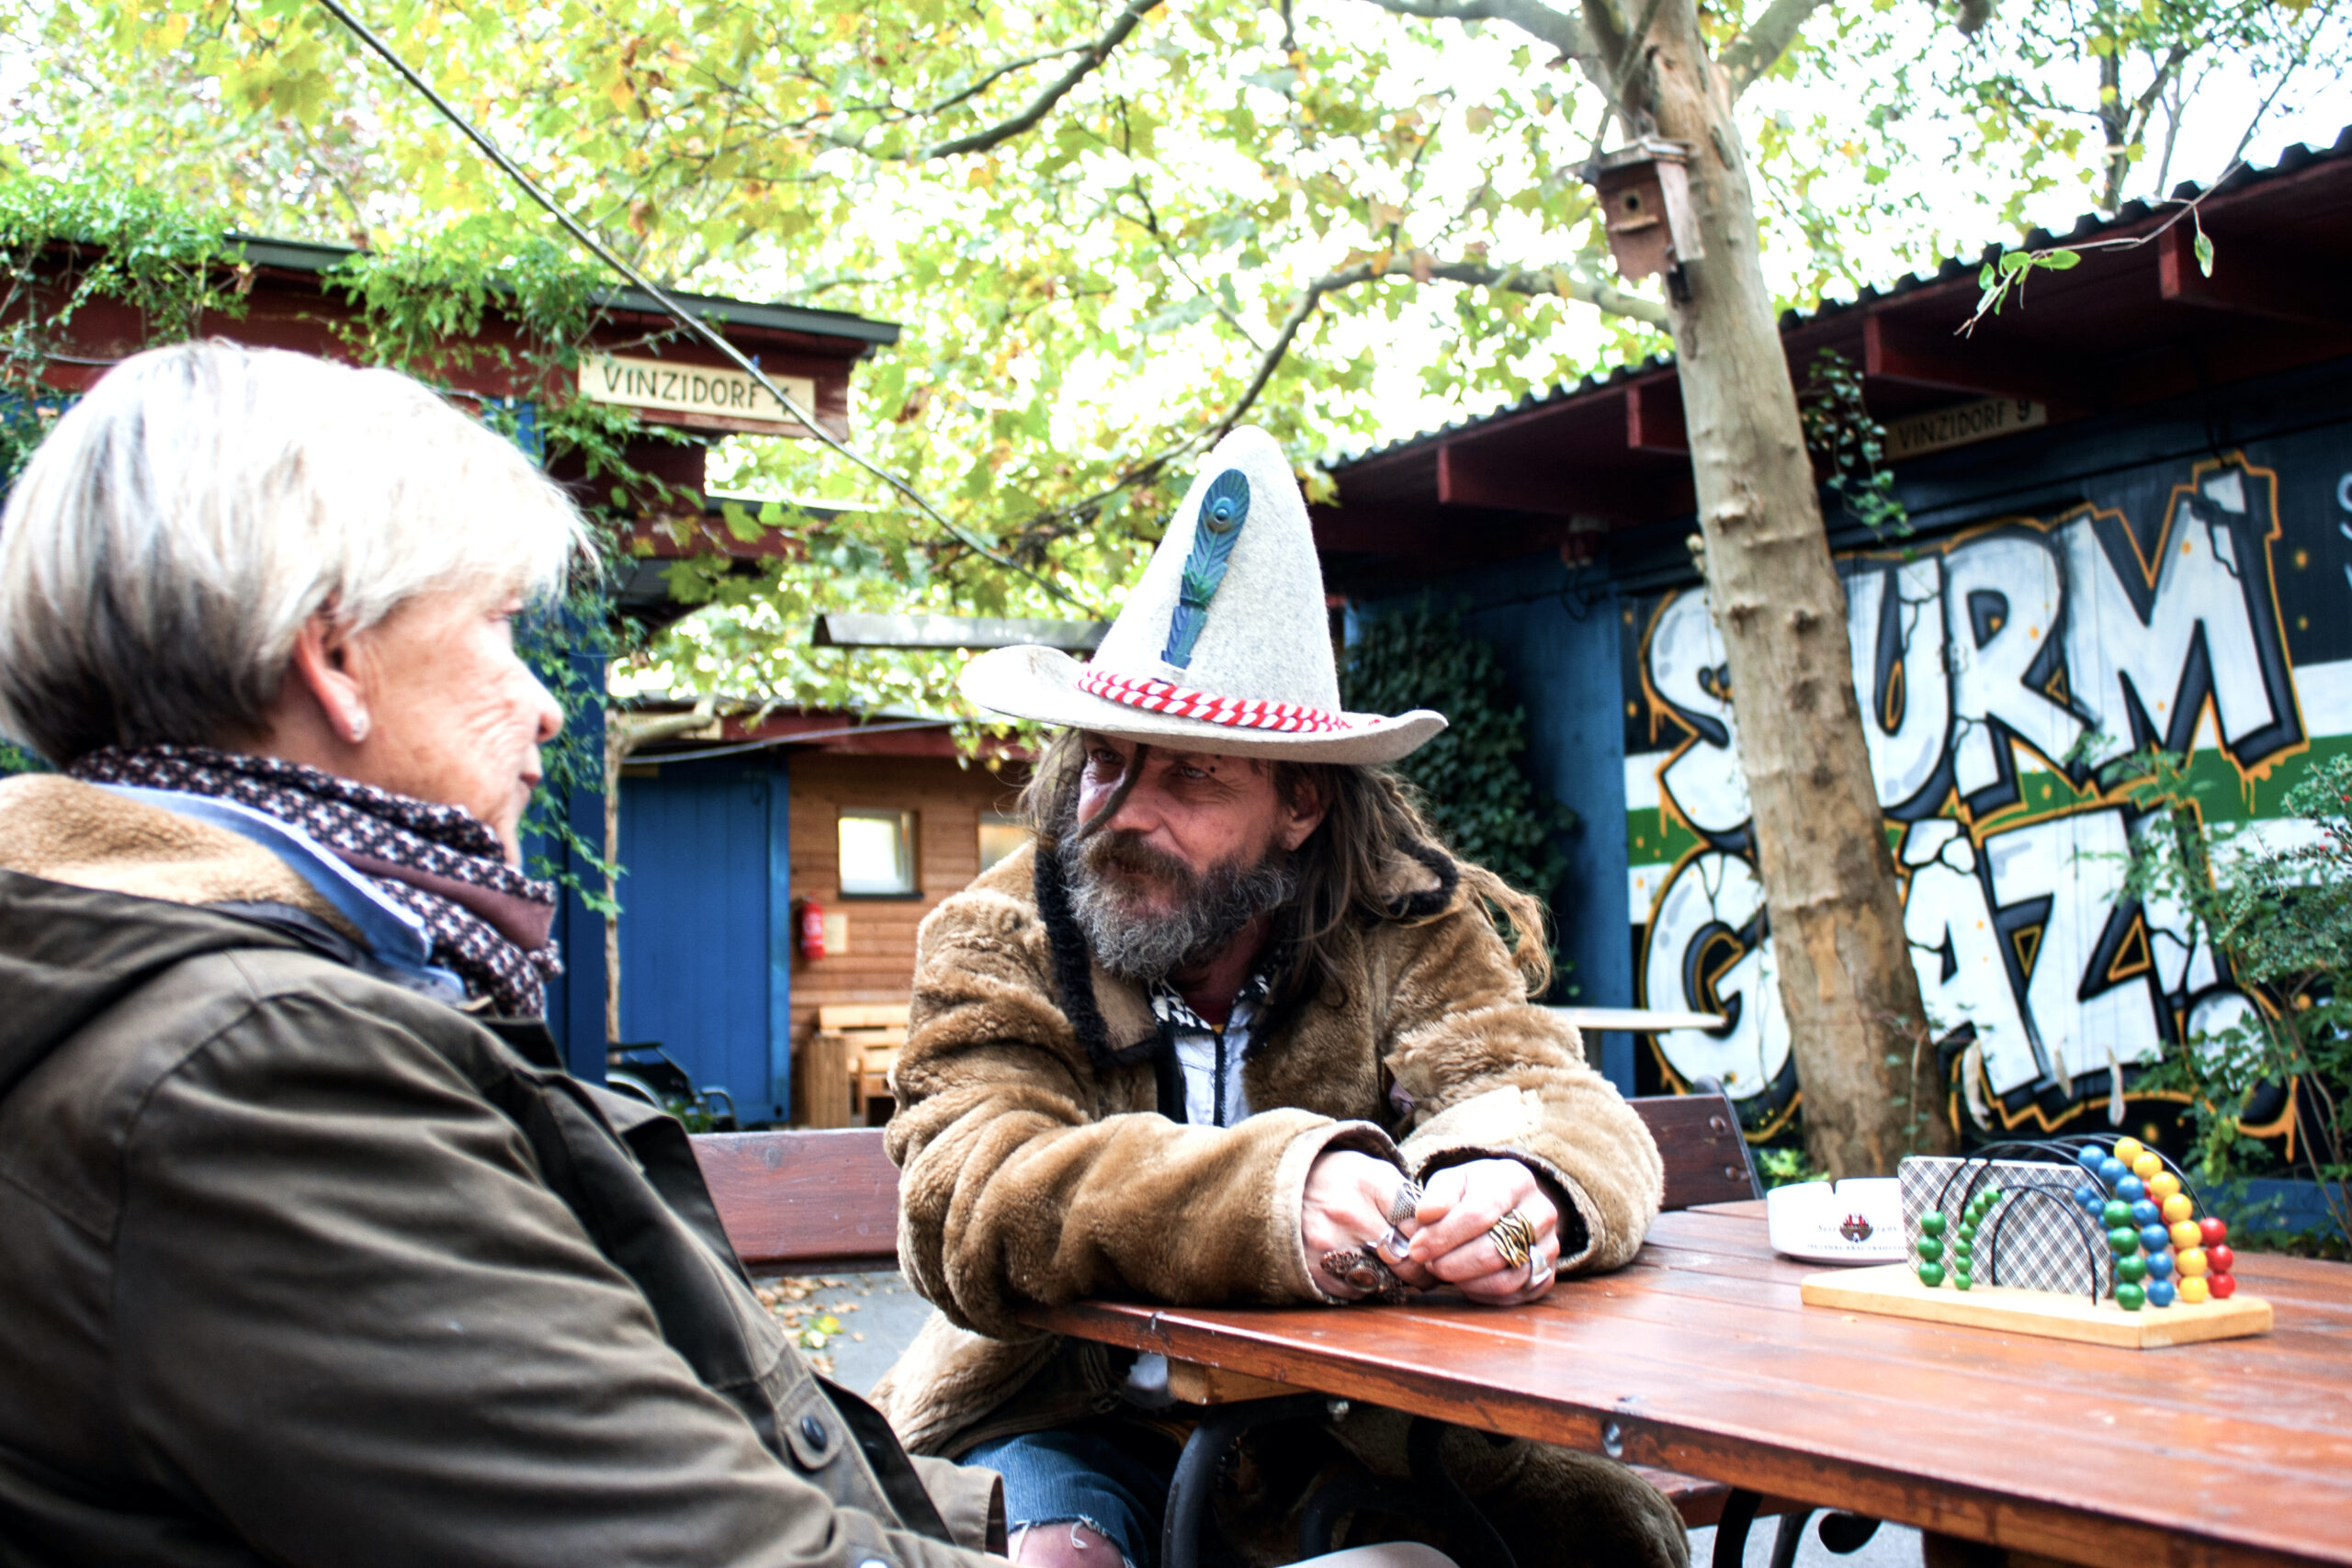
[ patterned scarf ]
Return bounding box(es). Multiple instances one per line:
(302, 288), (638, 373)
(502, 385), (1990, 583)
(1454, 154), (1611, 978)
(72, 745), (561, 1016)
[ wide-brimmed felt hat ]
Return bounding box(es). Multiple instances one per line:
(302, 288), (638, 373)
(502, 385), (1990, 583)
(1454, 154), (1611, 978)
(960, 426), (1446, 763)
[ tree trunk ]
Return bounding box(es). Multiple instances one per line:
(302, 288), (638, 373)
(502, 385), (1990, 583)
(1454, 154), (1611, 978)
(1639, 0), (1957, 1176)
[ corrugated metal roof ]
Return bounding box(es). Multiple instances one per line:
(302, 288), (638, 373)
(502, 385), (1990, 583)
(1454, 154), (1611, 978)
(1332, 125), (2352, 471)
(231, 233), (902, 346)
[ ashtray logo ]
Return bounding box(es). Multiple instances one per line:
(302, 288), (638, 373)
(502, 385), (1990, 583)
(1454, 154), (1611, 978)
(1838, 1213), (1874, 1244)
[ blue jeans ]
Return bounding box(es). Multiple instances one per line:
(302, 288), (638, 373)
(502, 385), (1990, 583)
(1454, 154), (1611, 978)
(964, 1426), (1175, 1567)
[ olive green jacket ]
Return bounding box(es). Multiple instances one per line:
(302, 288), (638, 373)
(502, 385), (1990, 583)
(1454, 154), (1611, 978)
(0, 775), (1003, 1568)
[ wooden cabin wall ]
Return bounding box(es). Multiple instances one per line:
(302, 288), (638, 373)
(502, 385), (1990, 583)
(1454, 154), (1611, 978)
(786, 752), (1025, 1049)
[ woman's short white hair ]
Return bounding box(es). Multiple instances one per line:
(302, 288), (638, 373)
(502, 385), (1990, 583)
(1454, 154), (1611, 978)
(0, 339), (594, 762)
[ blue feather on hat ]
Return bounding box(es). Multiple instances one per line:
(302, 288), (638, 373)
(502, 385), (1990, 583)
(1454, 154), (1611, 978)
(1160, 469), (1251, 668)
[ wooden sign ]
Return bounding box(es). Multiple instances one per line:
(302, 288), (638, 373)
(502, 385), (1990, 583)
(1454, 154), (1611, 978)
(577, 352), (818, 434)
(1883, 397), (2047, 461)
(1802, 1262), (2271, 1348)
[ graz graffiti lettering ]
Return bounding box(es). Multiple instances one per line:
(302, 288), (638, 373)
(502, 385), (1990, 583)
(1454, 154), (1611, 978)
(1634, 459), (2306, 1134)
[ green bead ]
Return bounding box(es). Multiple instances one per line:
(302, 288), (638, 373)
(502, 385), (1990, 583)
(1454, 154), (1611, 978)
(2102, 1199), (2132, 1228)
(2108, 1224), (2141, 1254)
(1953, 1270), (1973, 1292)
(2116, 1254), (2147, 1284)
(1917, 1236), (1944, 1263)
(1951, 1238), (1973, 1261)
(2116, 1282), (2147, 1312)
(1919, 1212), (1947, 1237)
(1957, 1224), (1977, 1243)
(1917, 1262), (1945, 1287)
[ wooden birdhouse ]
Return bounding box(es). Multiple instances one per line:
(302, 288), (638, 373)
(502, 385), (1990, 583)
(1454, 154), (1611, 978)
(1583, 139), (1704, 290)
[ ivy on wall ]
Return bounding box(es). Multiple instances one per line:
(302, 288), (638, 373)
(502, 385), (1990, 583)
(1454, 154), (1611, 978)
(1340, 596), (1574, 991)
(0, 181), (693, 902)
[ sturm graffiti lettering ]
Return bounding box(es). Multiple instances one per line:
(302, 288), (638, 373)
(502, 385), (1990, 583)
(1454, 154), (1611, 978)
(1631, 458), (2310, 1135)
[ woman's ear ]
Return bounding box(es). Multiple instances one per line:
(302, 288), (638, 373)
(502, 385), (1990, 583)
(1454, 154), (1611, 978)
(287, 609), (372, 746)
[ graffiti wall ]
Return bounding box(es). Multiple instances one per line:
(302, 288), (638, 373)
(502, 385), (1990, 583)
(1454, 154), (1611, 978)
(1623, 433), (2352, 1137)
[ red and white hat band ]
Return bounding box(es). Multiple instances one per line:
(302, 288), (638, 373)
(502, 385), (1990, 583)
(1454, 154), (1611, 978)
(1076, 669), (1357, 735)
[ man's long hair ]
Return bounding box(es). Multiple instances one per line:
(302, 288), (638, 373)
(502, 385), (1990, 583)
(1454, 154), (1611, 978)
(1020, 728), (1553, 1010)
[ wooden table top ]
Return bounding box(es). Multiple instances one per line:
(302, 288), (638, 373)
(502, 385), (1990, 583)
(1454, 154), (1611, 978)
(1025, 1201), (2352, 1568)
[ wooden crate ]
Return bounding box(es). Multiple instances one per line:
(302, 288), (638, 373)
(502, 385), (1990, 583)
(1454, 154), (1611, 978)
(816, 1003), (909, 1126)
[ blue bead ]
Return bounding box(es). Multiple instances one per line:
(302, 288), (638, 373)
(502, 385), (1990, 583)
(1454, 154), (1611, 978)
(2076, 1145), (2108, 1172)
(2116, 1174), (2146, 1203)
(2146, 1279), (2177, 1308)
(2131, 1199), (2160, 1226)
(2075, 1184), (2103, 1213)
(2145, 1249), (2174, 1279)
(2098, 1156), (2128, 1189)
(2139, 1224), (2170, 1253)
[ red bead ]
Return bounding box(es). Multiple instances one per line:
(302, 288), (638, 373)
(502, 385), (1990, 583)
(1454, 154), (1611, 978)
(2199, 1216), (2229, 1248)
(2208, 1244), (2235, 1274)
(2210, 1272), (2237, 1300)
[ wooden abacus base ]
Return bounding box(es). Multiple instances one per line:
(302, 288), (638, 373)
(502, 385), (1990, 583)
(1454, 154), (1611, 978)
(1801, 1263), (2272, 1348)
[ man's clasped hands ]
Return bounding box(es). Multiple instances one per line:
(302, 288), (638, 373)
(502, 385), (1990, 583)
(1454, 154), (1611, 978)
(1302, 1151), (1563, 1306)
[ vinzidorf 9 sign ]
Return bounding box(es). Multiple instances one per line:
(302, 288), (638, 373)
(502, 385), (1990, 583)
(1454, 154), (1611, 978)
(577, 352), (818, 433)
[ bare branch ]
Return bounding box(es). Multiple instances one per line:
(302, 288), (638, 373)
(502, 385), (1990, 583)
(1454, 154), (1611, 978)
(889, 0), (1165, 161)
(1720, 0), (1833, 97)
(1001, 249), (1665, 559)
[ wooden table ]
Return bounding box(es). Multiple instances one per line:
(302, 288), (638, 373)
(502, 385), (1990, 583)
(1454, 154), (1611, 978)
(1027, 1201), (2352, 1568)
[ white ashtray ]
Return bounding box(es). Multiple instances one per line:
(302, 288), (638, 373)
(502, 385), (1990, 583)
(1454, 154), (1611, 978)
(1766, 1178), (1906, 1264)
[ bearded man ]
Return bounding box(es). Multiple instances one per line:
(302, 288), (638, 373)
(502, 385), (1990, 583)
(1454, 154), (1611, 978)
(869, 428), (1681, 1568)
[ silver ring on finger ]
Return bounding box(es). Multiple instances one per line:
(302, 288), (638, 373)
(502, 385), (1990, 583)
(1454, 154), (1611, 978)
(1375, 1225), (1411, 1262)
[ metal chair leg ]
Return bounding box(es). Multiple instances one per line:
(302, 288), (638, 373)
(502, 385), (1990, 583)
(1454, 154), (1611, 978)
(1769, 1509), (1817, 1568)
(1296, 1468), (1447, 1558)
(1713, 1489), (1762, 1568)
(1818, 1513), (1882, 1554)
(1159, 1394), (1331, 1568)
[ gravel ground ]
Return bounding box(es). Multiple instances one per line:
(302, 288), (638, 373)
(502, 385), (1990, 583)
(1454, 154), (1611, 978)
(752, 1269), (936, 1395)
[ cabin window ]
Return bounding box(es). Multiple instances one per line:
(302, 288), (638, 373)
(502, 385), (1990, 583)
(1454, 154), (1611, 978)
(978, 813), (1029, 873)
(838, 808), (918, 897)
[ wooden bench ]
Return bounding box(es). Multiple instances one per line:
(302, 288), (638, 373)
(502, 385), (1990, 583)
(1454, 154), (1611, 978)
(691, 1087), (1776, 1535)
(800, 1003), (911, 1130)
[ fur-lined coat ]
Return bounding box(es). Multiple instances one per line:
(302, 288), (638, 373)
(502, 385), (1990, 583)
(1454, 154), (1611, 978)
(869, 840), (1679, 1567)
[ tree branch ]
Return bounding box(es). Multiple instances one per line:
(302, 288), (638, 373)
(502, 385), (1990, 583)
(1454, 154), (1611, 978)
(1002, 249), (1665, 559)
(1357, 0), (1591, 60)
(889, 0), (1165, 161)
(1720, 0), (1833, 97)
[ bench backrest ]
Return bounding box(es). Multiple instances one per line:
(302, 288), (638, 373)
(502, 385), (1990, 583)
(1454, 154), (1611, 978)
(691, 1088), (1762, 1275)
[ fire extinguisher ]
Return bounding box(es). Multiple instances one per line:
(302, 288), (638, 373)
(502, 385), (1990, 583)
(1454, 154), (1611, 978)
(797, 900), (827, 962)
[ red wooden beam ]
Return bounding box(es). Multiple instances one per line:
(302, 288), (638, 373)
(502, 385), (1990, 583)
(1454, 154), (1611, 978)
(1861, 314), (2085, 410)
(2155, 222), (2352, 328)
(1626, 378), (1689, 454)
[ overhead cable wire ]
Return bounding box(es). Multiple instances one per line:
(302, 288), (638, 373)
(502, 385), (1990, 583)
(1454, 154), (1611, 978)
(312, 0), (1101, 617)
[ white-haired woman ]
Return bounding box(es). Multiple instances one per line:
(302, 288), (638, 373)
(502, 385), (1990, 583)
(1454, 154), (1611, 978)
(0, 342), (1004, 1567)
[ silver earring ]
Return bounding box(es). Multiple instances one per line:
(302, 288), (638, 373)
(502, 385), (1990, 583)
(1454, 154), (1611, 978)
(347, 716), (369, 743)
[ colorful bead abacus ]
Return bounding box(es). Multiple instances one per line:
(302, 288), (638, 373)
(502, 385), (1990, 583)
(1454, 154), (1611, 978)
(2068, 1136), (2233, 1309)
(1913, 1184), (2000, 1291)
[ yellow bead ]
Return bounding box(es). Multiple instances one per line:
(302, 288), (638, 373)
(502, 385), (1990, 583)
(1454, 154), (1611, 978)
(2177, 1246), (2209, 1277)
(2113, 1136), (2146, 1164)
(2177, 1274), (2211, 1304)
(2149, 1173), (2182, 1203)
(2169, 1219), (2201, 1250)
(2161, 1194), (2193, 1224)
(2132, 1152), (2163, 1181)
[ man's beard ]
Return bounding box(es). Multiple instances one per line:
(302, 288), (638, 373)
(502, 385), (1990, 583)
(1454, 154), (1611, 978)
(1058, 818), (1301, 984)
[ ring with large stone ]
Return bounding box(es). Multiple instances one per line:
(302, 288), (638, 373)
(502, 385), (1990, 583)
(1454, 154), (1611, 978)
(1320, 1246), (1408, 1304)
(1386, 1179), (1424, 1227)
(1487, 1209), (1538, 1271)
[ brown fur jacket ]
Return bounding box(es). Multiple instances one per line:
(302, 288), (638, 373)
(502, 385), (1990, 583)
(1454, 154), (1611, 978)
(869, 840), (1664, 1459)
